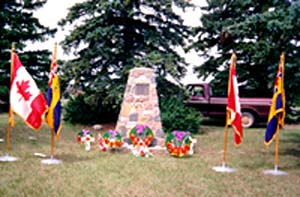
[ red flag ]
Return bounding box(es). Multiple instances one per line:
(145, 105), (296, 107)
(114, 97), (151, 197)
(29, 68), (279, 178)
(10, 52), (48, 130)
(226, 53), (243, 145)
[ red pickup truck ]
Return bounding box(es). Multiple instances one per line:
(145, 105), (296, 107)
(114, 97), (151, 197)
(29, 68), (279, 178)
(185, 83), (272, 128)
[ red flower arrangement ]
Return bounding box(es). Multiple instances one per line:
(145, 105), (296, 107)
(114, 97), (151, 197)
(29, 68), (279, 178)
(102, 130), (123, 148)
(77, 129), (95, 151)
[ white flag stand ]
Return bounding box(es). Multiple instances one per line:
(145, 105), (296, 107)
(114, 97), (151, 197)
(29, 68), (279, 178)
(41, 128), (62, 165)
(263, 165), (287, 176)
(264, 129), (287, 176)
(41, 155), (61, 165)
(212, 162), (236, 173)
(0, 153), (18, 162)
(212, 111), (237, 173)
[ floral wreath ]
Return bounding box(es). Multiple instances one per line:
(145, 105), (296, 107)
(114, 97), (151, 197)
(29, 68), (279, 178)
(165, 130), (197, 157)
(129, 124), (154, 147)
(102, 129), (124, 148)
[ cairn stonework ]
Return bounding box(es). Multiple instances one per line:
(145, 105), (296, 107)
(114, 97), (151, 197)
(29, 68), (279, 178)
(115, 67), (164, 142)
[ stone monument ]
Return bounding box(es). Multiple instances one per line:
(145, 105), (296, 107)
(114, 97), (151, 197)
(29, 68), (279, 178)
(115, 67), (164, 145)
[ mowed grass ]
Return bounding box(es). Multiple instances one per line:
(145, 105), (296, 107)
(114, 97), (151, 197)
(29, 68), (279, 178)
(0, 114), (299, 196)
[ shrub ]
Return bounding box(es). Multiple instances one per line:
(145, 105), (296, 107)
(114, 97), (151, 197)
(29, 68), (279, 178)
(63, 94), (119, 125)
(159, 96), (202, 134)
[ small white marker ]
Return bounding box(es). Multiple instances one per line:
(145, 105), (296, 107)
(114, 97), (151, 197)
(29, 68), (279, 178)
(28, 136), (37, 141)
(34, 153), (47, 158)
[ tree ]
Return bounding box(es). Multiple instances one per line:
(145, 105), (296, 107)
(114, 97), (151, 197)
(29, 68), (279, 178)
(58, 0), (194, 123)
(0, 0), (56, 110)
(193, 0), (300, 121)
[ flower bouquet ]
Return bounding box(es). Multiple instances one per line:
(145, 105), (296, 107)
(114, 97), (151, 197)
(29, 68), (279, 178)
(77, 129), (95, 151)
(165, 130), (197, 157)
(99, 129), (123, 151)
(129, 124), (154, 157)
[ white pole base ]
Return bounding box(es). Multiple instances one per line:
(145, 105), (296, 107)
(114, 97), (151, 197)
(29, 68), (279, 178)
(263, 165), (287, 176)
(212, 162), (236, 173)
(0, 154), (18, 162)
(41, 155), (62, 165)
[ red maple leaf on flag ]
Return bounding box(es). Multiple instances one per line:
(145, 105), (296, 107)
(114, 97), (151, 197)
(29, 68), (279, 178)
(16, 80), (32, 101)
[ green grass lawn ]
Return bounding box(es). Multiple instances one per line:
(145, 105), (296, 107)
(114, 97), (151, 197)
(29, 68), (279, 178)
(0, 114), (299, 196)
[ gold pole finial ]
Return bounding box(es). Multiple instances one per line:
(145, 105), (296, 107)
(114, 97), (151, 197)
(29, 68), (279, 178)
(11, 43), (15, 52)
(54, 42), (57, 57)
(280, 52), (285, 65)
(231, 52), (237, 66)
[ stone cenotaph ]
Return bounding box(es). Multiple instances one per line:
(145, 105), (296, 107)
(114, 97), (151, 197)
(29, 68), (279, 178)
(115, 67), (164, 145)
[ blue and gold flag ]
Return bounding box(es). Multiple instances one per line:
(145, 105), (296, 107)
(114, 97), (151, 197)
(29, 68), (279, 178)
(265, 53), (285, 145)
(46, 43), (62, 140)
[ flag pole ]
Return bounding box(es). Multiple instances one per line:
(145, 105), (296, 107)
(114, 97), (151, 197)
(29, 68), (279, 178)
(263, 53), (287, 175)
(50, 128), (55, 159)
(222, 111), (229, 167)
(50, 43), (57, 160)
(0, 43), (18, 161)
(274, 116), (281, 171)
(263, 115), (286, 175)
(6, 111), (12, 154)
(41, 42), (61, 164)
(212, 52), (238, 172)
(222, 53), (236, 167)
(6, 43), (15, 154)
(273, 53), (284, 172)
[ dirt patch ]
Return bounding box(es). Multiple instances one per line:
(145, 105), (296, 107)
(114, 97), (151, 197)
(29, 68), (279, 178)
(101, 123), (116, 131)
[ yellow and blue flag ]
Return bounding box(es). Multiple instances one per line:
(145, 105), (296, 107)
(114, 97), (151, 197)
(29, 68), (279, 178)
(46, 43), (62, 140)
(265, 53), (285, 145)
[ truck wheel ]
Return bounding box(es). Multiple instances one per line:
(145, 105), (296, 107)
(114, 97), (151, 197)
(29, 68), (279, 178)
(242, 112), (255, 128)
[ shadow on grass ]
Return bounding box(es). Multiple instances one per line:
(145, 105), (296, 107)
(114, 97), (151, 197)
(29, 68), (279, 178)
(56, 153), (94, 163)
(282, 148), (300, 158)
(240, 159), (270, 170)
(281, 132), (300, 144)
(241, 150), (300, 170)
(280, 132), (300, 157)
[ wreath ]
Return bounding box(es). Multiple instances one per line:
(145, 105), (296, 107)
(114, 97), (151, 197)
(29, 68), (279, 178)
(165, 130), (196, 157)
(129, 124), (154, 147)
(102, 130), (124, 148)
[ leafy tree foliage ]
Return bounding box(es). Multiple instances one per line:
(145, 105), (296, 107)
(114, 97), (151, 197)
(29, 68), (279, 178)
(59, 0), (194, 122)
(193, 0), (300, 121)
(0, 0), (56, 110)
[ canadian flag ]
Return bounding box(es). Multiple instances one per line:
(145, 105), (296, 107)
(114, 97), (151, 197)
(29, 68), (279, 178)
(10, 52), (48, 130)
(227, 53), (243, 145)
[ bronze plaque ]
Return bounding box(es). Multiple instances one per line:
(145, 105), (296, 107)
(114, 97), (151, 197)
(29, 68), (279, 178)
(135, 84), (149, 95)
